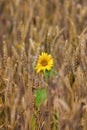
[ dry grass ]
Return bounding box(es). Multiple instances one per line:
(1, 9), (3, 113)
(0, 0), (87, 130)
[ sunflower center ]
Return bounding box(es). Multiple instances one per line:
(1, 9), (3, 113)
(41, 59), (48, 66)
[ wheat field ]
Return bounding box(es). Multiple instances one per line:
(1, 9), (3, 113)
(0, 0), (87, 130)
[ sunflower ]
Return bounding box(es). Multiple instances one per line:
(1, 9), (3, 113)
(35, 52), (54, 73)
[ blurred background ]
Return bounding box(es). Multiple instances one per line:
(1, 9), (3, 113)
(0, 0), (87, 130)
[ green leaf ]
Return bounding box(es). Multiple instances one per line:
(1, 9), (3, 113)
(44, 69), (58, 82)
(44, 70), (51, 77)
(44, 70), (51, 82)
(51, 69), (58, 76)
(35, 88), (47, 108)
